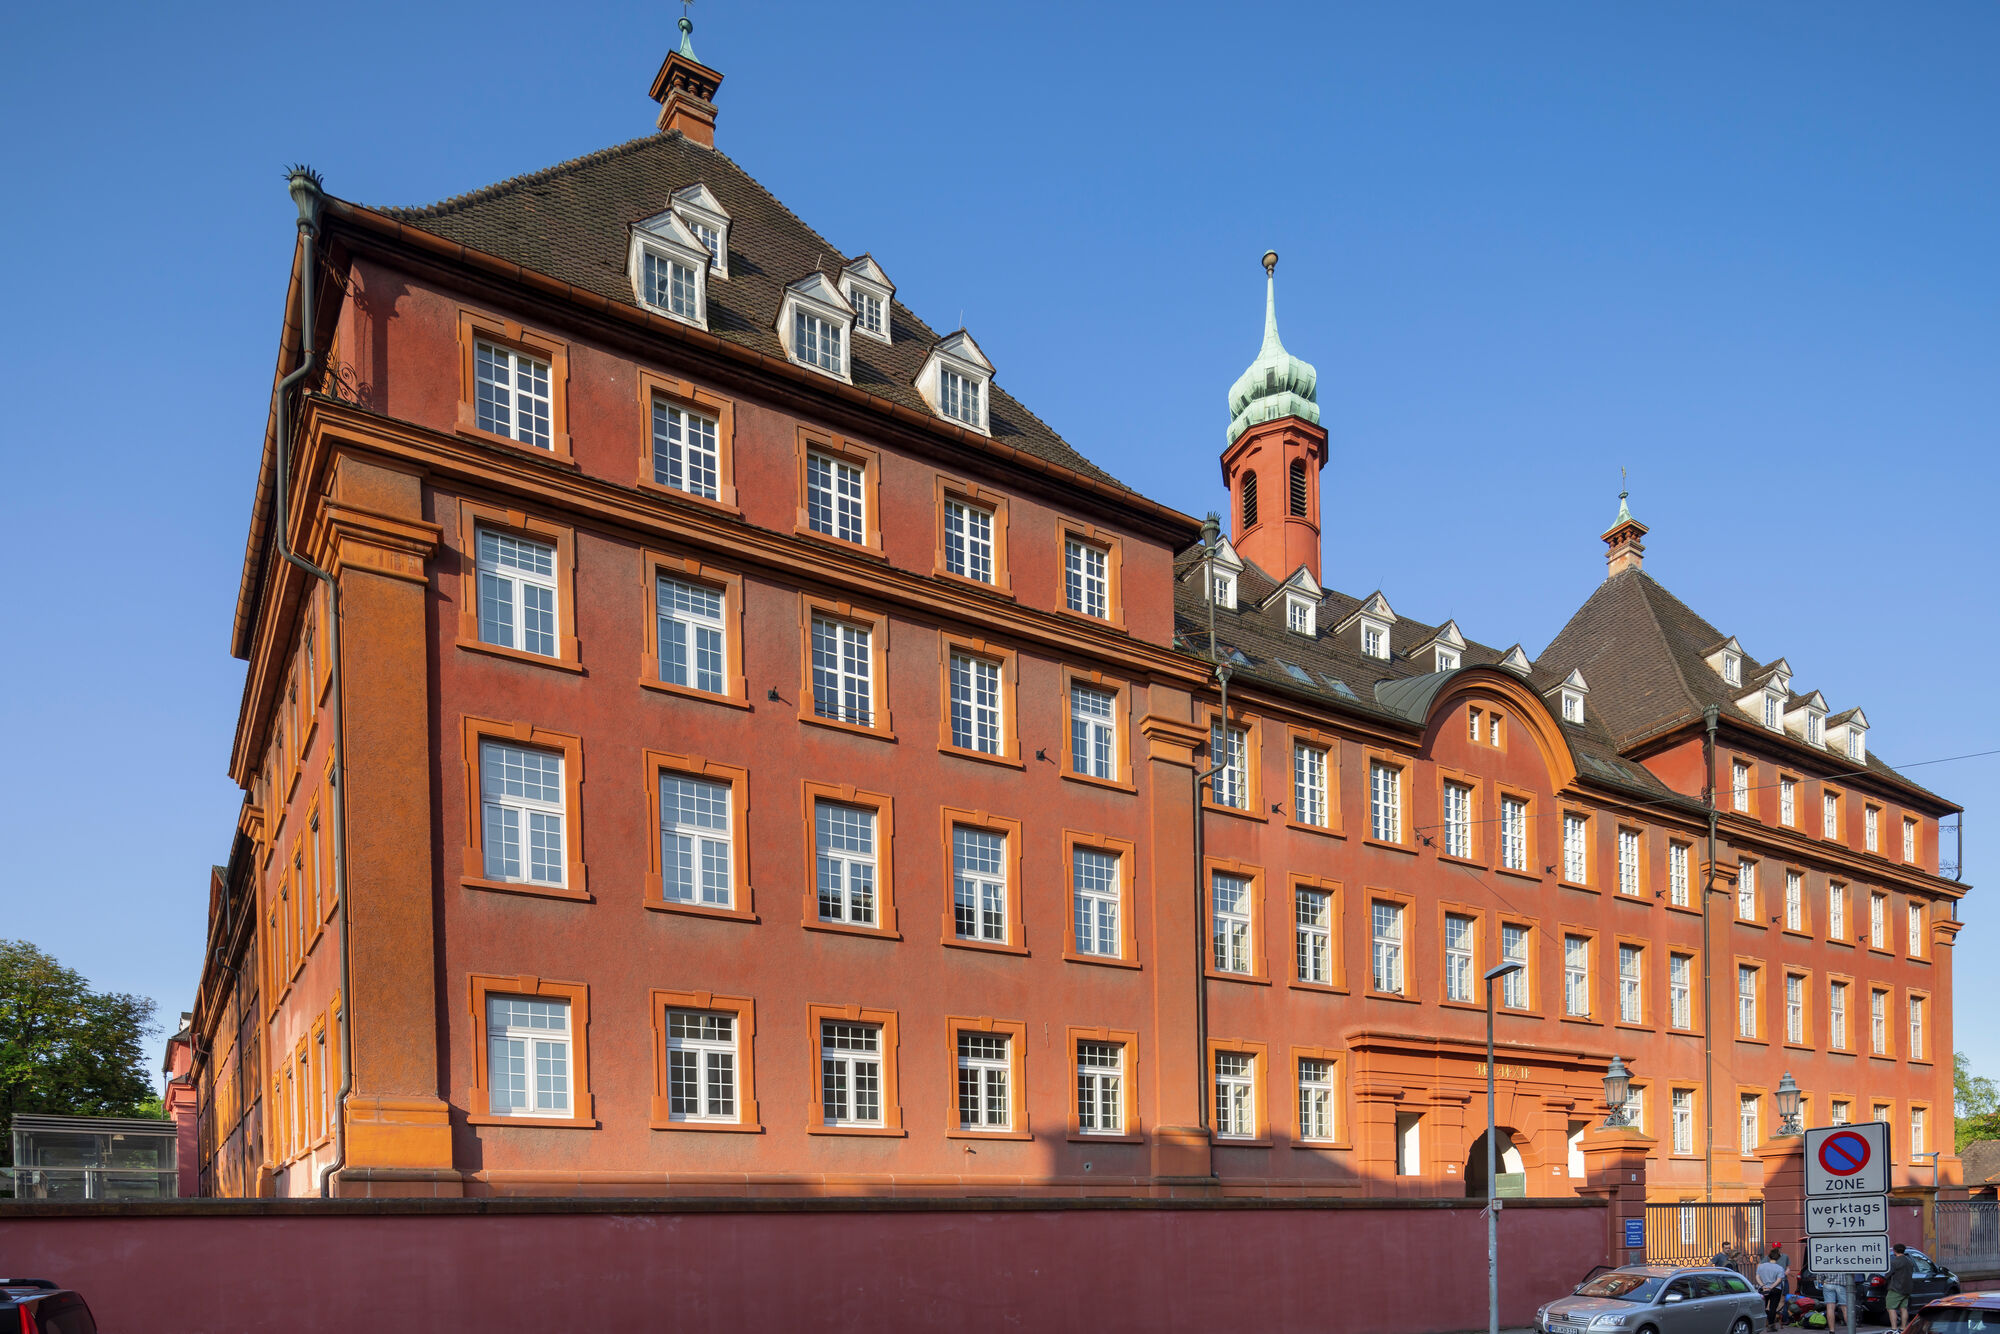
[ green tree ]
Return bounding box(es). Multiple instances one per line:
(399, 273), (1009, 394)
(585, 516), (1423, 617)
(0, 940), (160, 1166)
(1955, 1051), (2000, 1152)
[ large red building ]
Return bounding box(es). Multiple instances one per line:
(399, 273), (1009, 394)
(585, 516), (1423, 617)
(189, 24), (1967, 1203)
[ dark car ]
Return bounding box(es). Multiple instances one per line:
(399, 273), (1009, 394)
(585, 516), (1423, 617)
(1908, 1291), (2000, 1334)
(0, 1280), (99, 1334)
(1861, 1250), (1961, 1323)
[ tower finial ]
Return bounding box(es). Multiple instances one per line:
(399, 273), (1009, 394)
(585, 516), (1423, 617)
(678, 6), (697, 60)
(1262, 249), (1278, 276)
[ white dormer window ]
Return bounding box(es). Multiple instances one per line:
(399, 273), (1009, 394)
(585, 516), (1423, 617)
(940, 368), (982, 426)
(1848, 730), (1865, 761)
(777, 273), (854, 382)
(1562, 690), (1584, 724)
(797, 311), (842, 371)
(1763, 693), (1782, 730)
(1723, 652), (1742, 686)
(628, 209), (711, 330)
(1211, 569), (1236, 609)
(840, 256), (894, 346)
(1362, 623), (1387, 660)
(669, 183), (730, 278)
(1286, 596), (1315, 636)
(1436, 649), (1460, 672)
(851, 289), (883, 338)
(917, 331), (993, 435)
(1807, 710), (1825, 747)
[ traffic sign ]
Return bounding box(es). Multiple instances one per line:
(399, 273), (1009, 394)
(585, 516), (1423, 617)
(1805, 1122), (1890, 1196)
(1810, 1233), (1890, 1273)
(1806, 1196), (1888, 1234)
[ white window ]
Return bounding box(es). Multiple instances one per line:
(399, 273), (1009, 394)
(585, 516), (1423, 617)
(1723, 651), (1742, 686)
(1738, 965), (1758, 1038)
(480, 741), (565, 886)
(1830, 981), (1848, 1050)
(1212, 872), (1252, 974)
(1445, 913), (1475, 1004)
(1732, 760), (1751, 811)
(1208, 568), (1236, 609)
(1618, 829), (1640, 896)
(1299, 1058), (1336, 1142)
(486, 995), (571, 1116)
(1737, 860), (1757, 920)
(1672, 1089), (1695, 1155)
(1562, 690), (1583, 723)
(1622, 1087), (1646, 1133)
(659, 774), (732, 907)
(650, 399), (721, 500)
(1210, 722), (1249, 810)
(793, 309), (844, 374)
(1870, 892), (1886, 948)
(952, 826), (1008, 943)
(1070, 685), (1117, 781)
(820, 1021), (882, 1126)
(1669, 842), (1690, 907)
(939, 367), (983, 428)
(1780, 779), (1796, 827)
(1297, 887), (1333, 985)
(1865, 806), (1880, 852)
(1372, 901), (1405, 994)
(1824, 792), (1840, 839)
(1362, 624), (1387, 659)
(948, 651), (1003, 754)
(1468, 707), (1482, 742)
(1501, 797), (1527, 871)
(1502, 926), (1529, 1009)
(1829, 883), (1848, 939)
(1287, 596), (1314, 635)
(1670, 954), (1692, 1029)
(1214, 1051), (1255, 1139)
(1443, 782), (1473, 859)
(1619, 944), (1643, 1024)
(685, 218), (722, 270)
(476, 528), (558, 658)
(1563, 813), (1588, 883)
(1912, 1107), (1927, 1156)
(473, 340), (553, 449)
(942, 498), (995, 584)
(849, 287), (884, 338)
(1764, 693), (1782, 730)
(1909, 902), (1925, 957)
(805, 451), (865, 544)
(1831, 1099), (1850, 1126)
(1785, 871), (1803, 931)
(1874, 1103), (1891, 1128)
(664, 1010), (737, 1123)
(1904, 817), (1918, 863)
(1870, 989), (1887, 1053)
(1909, 996), (1925, 1058)
(656, 577), (726, 695)
(1564, 935), (1591, 1017)
(1369, 762), (1402, 842)
(1293, 744), (1328, 828)
(1740, 1093), (1760, 1154)
(643, 250), (701, 320)
(1785, 974), (1804, 1044)
(1067, 539), (1110, 618)
(814, 801), (878, 925)
(1848, 729), (1865, 761)
(956, 1032), (1012, 1130)
(1076, 1042), (1124, 1135)
(1072, 846), (1121, 958)
(809, 615), (872, 726)
(1436, 649), (1461, 671)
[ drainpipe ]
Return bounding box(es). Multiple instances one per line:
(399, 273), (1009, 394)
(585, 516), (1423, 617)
(1190, 515), (1226, 1141)
(269, 166), (352, 1200)
(1701, 705), (1720, 1204)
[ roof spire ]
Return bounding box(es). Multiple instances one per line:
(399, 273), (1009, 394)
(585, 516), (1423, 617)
(1226, 251), (1319, 445)
(1601, 475), (1649, 580)
(649, 0), (724, 146)
(678, 7), (697, 60)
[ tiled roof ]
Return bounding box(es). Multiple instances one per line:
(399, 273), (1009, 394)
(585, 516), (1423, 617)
(375, 131), (1130, 492)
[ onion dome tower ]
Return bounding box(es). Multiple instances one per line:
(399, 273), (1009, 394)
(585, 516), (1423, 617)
(1221, 252), (1328, 581)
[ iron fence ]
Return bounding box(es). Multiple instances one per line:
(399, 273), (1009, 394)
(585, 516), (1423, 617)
(1936, 1200), (2000, 1272)
(1643, 1201), (1765, 1268)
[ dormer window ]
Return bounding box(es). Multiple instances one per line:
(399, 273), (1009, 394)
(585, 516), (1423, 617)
(1562, 690), (1584, 724)
(669, 183), (730, 277)
(1848, 730), (1865, 761)
(1436, 649), (1460, 672)
(851, 289), (884, 338)
(776, 273), (853, 382)
(1723, 652), (1742, 686)
(1211, 570), (1237, 609)
(917, 331), (993, 435)
(796, 311), (842, 372)
(1286, 595), (1315, 636)
(1550, 669), (1589, 726)
(940, 368), (982, 426)
(628, 209), (711, 330)
(1763, 693), (1782, 731)
(1362, 623), (1387, 660)
(1807, 710), (1825, 747)
(840, 256), (894, 345)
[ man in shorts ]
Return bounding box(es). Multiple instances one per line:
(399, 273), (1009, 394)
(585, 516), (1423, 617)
(1818, 1272), (1851, 1331)
(1886, 1244), (1916, 1332)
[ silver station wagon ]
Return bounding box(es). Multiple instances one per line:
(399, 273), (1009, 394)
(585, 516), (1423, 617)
(1539, 1265), (1767, 1334)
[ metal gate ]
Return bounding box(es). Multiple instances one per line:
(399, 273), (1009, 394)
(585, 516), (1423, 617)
(1935, 1201), (2000, 1271)
(1643, 1201), (1764, 1268)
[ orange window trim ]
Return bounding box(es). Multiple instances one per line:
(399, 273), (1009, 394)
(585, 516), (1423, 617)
(454, 498), (583, 672)
(939, 807), (1027, 954)
(1058, 665), (1136, 792)
(459, 716), (590, 902)
(643, 750), (756, 922)
(1054, 517), (1126, 630)
(1285, 725), (1345, 838)
(1558, 807), (1594, 891)
(1360, 746), (1416, 853)
(466, 973), (596, 1129)
(1559, 924), (1601, 1023)
(1783, 968), (1815, 1049)
(944, 1015), (1031, 1139)
(1206, 1037), (1273, 1146)
(648, 990), (761, 1132)
(792, 426), (885, 556)
(1497, 913), (1540, 1014)
(1612, 932), (1651, 1029)
(635, 368), (741, 513)
(1431, 764), (1483, 865)
(936, 632), (1023, 767)
(1433, 899), (1486, 1009)
(1289, 1044), (1349, 1149)
(797, 594), (895, 740)
(319, 752), (339, 923)
(931, 473), (1015, 596)
(1734, 955), (1769, 1045)
(455, 307), (573, 463)
(1292, 874), (1348, 994)
(806, 1002), (903, 1135)
(1366, 884), (1422, 1003)
(1203, 857), (1270, 984)
(1493, 781), (1538, 880)
(799, 780), (899, 939)
(1203, 706), (1266, 822)
(1065, 1025), (1142, 1143)
(1060, 829), (1141, 967)
(639, 549), (749, 707)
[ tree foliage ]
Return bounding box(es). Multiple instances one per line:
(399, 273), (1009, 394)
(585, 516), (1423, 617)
(1956, 1051), (2000, 1152)
(0, 940), (160, 1166)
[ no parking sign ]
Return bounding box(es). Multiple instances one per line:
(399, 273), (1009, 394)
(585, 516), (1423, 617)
(1805, 1122), (1889, 1197)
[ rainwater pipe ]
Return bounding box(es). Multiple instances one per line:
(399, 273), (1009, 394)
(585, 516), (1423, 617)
(1701, 704), (1720, 1203)
(1189, 514), (1232, 1144)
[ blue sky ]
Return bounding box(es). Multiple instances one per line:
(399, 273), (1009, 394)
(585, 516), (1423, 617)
(3, 2), (1994, 1091)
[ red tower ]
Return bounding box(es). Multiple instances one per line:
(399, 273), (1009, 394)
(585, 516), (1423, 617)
(1221, 252), (1326, 581)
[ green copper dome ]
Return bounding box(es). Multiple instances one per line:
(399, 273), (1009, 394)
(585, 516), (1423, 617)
(1226, 257), (1320, 445)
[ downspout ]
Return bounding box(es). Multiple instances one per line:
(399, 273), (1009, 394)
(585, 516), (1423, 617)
(1701, 704), (1720, 1204)
(1191, 515), (1225, 1141)
(268, 167), (352, 1200)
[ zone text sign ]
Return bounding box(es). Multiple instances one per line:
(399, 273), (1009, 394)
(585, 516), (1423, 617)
(1806, 1196), (1889, 1234)
(1805, 1122), (1890, 1196)
(1810, 1233), (1891, 1273)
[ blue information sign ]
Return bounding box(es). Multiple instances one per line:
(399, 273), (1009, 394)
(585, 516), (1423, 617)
(1624, 1219), (1645, 1249)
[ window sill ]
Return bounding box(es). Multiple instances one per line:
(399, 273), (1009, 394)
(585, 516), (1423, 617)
(1292, 1139), (1354, 1153)
(461, 876), (593, 904)
(799, 712), (897, 744)
(1062, 950), (1141, 971)
(1735, 1036), (1770, 1047)
(1907, 956), (1930, 966)
(1495, 865), (1543, 883)
(946, 1128), (1033, 1142)
(1826, 937), (1856, 950)
(1437, 852), (1486, 872)
(646, 900), (759, 924)
(1206, 968), (1271, 987)
(1733, 919), (1768, 932)
(1212, 1136), (1273, 1149)
(1068, 1131), (1144, 1145)
(939, 744), (1025, 771)
(284, 763), (302, 802)
(1063, 770), (1137, 795)
(636, 476), (744, 519)
(1362, 837), (1417, 857)
(1054, 606), (1126, 635)
(457, 638), (585, 674)
(1202, 801), (1267, 824)
(1784, 1041), (1815, 1053)
(1560, 879), (1598, 896)
(1615, 1021), (1652, 1034)
(1909, 1057), (1932, 1067)
(1560, 1015), (1602, 1028)
(1286, 820), (1345, 840)
(639, 678), (753, 710)
(1438, 998), (1486, 1014)
(807, 1124), (906, 1138)
(1290, 980), (1350, 998)
(1782, 928), (1814, 940)
(801, 913), (902, 942)
(456, 422), (576, 467)
(791, 524), (886, 561)
(1827, 1048), (1856, 1059)
(930, 569), (1016, 601)
(648, 1119), (765, 1134)
(1867, 1053), (1898, 1064)
(1668, 1025), (1702, 1037)
(1613, 890), (1648, 905)
(1366, 989), (1419, 1005)
(942, 936), (1030, 958)
(466, 1113), (599, 1130)
(1868, 946), (1897, 959)
(1665, 902), (1702, 917)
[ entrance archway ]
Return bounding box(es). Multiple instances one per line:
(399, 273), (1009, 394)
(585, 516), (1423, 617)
(1464, 1127), (1527, 1198)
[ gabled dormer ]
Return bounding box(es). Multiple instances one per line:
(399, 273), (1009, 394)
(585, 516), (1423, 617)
(1498, 644), (1532, 675)
(1784, 690), (1829, 748)
(669, 182), (730, 276)
(776, 272), (853, 382)
(1704, 636), (1744, 688)
(628, 208), (711, 329)
(1199, 536), (1244, 609)
(1737, 659), (1792, 731)
(1334, 591), (1397, 661)
(1827, 707), (1869, 762)
(841, 255), (894, 344)
(1264, 567), (1322, 637)
(1546, 668), (1589, 726)
(1411, 619), (1466, 673)
(917, 329), (993, 434)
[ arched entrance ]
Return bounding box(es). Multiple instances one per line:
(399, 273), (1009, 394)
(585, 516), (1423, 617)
(1464, 1127), (1527, 1198)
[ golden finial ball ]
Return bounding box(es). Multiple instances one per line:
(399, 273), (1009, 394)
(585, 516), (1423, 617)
(1262, 250), (1279, 275)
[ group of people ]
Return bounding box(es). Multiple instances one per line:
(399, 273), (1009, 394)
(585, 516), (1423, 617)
(1739, 1240), (1920, 1332)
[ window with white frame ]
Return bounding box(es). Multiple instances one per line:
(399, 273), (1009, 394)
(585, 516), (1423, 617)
(809, 615), (872, 726)
(1829, 883), (1848, 939)
(1361, 623), (1387, 660)
(1564, 935), (1591, 1017)
(948, 651), (1003, 755)
(1785, 974), (1804, 1044)
(1865, 806), (1879, 852)
(480, 741), (565, 886)
(1780, 779), (1796, 826)
(1669, 841), (1690, 907)
(1622, 1087), (1645, 1133)
(1737, 860), (1757, 920)
(476, 528), (558, 658)
(1909, 995), (1924, 1058)
(1732, 760), (1751, 811)
(1830, 981), (1848, 1050)
(1369, 761), (1402, 842)
(1562, 689), (1583, 723)
(485, 995), (571, 1116)
(957, 1031), (1012, 1130)
(1824, 791), (1840, 839)
(1502, 925), (1529, 1008)
(1068, 539), (1111, 618)
(1211, 871), (1252, 975)
(473, 341), (553, 449)
(1831, 1099), (1850, 1125)
(1443, 782), (1473, 859)
(1874, 1103), (1891, 1128)
(1618, 829), (1640, 896)
(1870, 892), (1886, 948)
(1785, 870), (1803, 932)
(938, 367), (983, 428)
(1870, 989), (1887, 1053)
(793, 308), (844, 375)
(813, 801), (878, 926)
(1076, 1041), (1124, 1135)
(1903, 817), (1918, 863)
(1764, 693), (1782, 730)
(1468, 707), (1482, 742)
(820, 1021), (882, 1126)
(1619, 944), (1643, 1024)
(1848, 728), (1865, 761)
(1299, 1057), (1336, 1142)
(1501, 796), (1527, 871)
(1740, 1093), (1760, 1154)
(657, 577), (726, 695)
(1672, 1089), (1695, 1155)
(1372, 900), (1405, 994)
(1293, 744), (1328, 828)
(1723, 651), (1742, 686)
(659, 774), (732, 907)
(1210, 721), (1249, 810)
(1287, 595), (1314, 636)
(942, 498), (995, 585)
(1563, 813), (1588, 883)
(1670, 954), (1692, 1029)
(685, 218), (722, 270)
(805, 451), (865, 544)
(952, 826), (1008, 944)
(1912, 1106), (1927, 1157)
(1445, 913), (1475, 1004)
(1208, 567), (1236, 609)
(1072, 846), (1121, 958)
(664, 1010), (737, 1123)
(1436, 648), (1461, 671)
(1214, 1051), (1255, 1139)
(848, 287), (883, 338)
(1297, 887), (1333, 985)
(1738, 965), (1758, 1038)
(1908, 901), (1924, 957)
(651, 399), (721, 499)
(1070, 684), (1117, 781)
(643, 250), (701, 321)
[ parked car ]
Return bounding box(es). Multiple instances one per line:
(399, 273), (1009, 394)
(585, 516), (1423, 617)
(1539, 1264), (1768, 1334)
(1907, 1291), (2000, 1334)
(0, 1279), (99, 1334)
(1861, 1250), (1961, 1323)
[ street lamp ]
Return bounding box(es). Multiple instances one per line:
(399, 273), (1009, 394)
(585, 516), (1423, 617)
(1484, 960), (1526, 1334)
(1775, 1072), (1803, 1137)
(1602, 1056), (1633, 1128)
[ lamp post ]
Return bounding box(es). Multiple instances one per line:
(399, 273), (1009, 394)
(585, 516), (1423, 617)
(1775, 1072), (1803, 1137)
(1485, 960), (1526, 1334)
(1602, 1056), (1633, 1128)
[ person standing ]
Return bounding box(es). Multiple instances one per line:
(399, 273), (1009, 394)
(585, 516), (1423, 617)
(1758, 1251), (1790, 1331)
(1819, 1271), (1852, 1333)
(1886, 1244), (1917, 1332)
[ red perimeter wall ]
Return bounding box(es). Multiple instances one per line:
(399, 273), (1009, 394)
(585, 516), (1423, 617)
(0, 1196), (1604, 1333)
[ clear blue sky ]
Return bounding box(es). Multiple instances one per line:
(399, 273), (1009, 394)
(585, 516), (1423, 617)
(3, 2), (1994, 1093)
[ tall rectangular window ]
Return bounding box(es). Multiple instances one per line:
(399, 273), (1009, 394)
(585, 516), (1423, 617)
(952, 826), (1008, 944)
(1618, 944), (1642, 1024)
(1831, 1099), (1850, 1126)
(1737, 860), (1757, 920)
(1829, 883), (1847, 939)
(656, 577), (725, 695)
(805, 451), (865, 543)
(1076, 1042), (1124, 1135)
(1372, 901), (1405, 994)
(1824, 791), (1840, 838)
(1669, 842), (1690, 907)
(1563, 813), (1588, 883)
(1299, 1058), (1335, 1142)
(1070, 685), (1116, 781)
(480, 741), (565, 886)
(1865, 806), (1880, 852)
(1502, 925), (1529, 1008)
(486, 995), (570, 1116)
(473, 340), (553, 449)
(939, 368), (982, 427)
(1785, 871), (1803, 931)
(1830, 980), (1848, 1050)
(1445, 913), (1475, 1004)
(1210, 722), (1249, 810)
(1909, 995), (1924, 1058)
(1293, 744), (1329, 828)
(1740, 1093), (1760, 1154)
(1908, 902), (1925, 957)
(1564, 935), (1591, 1017)
(850, 288), (882, 336)
(651, 399), (720, 499)
(948, 652), (1003, 754)
(810, 615), (872, 725)
(1912, 1107), (1927, 1157)
(957, 1032), (1012, 1130)
(476, 528), (558, 658)
(1870, 892), (1886, 948)
(1396, 1112), (1422, 1175)
(943, 499), (995, 584)
(1443, 782), (1473, 859)
(794, 310), (844, 374)
(1785, 975), (1804, 1044)
(1738, 965), (1758, 1038)
(1064, 539), (1109, 618)
(814, 801), (878, 925)
(1732, 760), (1751, 811)
(1780, 779), (1796, 826)
(1211, 872), (1252, 974)
(820, 1021), (882, 1126)
(665, 1011), (737, 1123)
(1370, 762), (1402, 842)
(1672, 1089), (1695, 1155)
(1071, 847), (1121, 958)
(1501, 797), (1527, 871)
(1670, 954), (1693, 1029)
(1618, 829), (1640, 896)
(1870, 989), (1887, 1053)
(1214, 1051), (1255, 1139)
(1468, 707), (1482, 742)
(659, 774), (732, 907)
(1904, 817), (1918, 863)
(1296, 888), (1333, 985)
